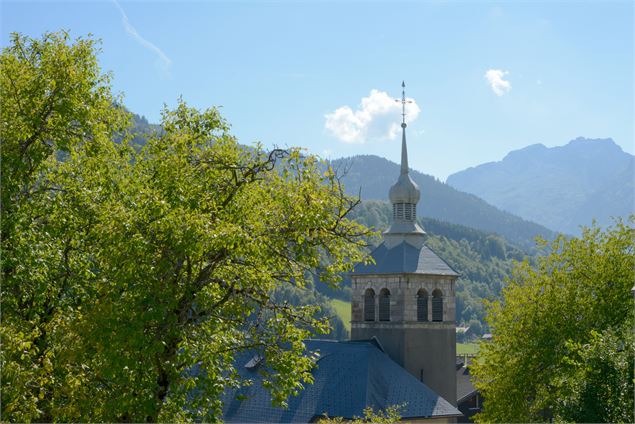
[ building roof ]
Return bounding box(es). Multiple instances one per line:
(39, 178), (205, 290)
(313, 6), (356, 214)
(456, 362), (477, 404)
(221, 339), (461, 423)
(354, 241), (459, 277)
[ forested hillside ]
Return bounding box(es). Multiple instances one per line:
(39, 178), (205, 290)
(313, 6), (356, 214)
(127, 114), (555, 251)
(329, 155), (557, 249)
(271, 280), (349, 340)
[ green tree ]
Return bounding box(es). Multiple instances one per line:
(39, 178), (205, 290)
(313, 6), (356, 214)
(552, 326), (634, 423)
(320, 405), (402, 423)
(1, 31), (128, 422)
(1, 32), (369, 422)
(471, 218), (635, 423)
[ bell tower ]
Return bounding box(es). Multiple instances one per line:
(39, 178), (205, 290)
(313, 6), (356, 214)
(350, 82), (459, 406)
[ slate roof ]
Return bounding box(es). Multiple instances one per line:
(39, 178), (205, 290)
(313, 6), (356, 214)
(457, 364), (477, 404)
(221, 339), (462, 423)
(354, 241), (459, 276)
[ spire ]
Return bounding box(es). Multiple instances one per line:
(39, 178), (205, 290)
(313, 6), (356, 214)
(390, 81), (418, 205)
(399, 81), (410, 175)
(401, 127), (409, 175)
(385, 81), (426, 247)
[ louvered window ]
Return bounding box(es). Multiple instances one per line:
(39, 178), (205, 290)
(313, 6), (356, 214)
(393, 203), (416, 221)
(405, 204), (413, 221)
(364, 289), (375, 321)
(379, 289), (391, 321)
(432, 289), (443, 322)
(417, 289), (428, 322)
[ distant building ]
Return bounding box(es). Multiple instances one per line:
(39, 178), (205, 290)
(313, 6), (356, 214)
(456, 326), (471, 343)
(222, 83), (469, 422)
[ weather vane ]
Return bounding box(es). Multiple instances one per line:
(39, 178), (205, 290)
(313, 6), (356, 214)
(396, 80), (413, 127)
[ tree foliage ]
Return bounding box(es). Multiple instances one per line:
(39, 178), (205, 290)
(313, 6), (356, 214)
(1, 31), (369, 422)
(319, 405), (402, 423)
(471, 218), (635, 423)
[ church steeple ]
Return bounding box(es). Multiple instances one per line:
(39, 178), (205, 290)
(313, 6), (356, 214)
(385, 81), (426, 247)
(351, 82), (459, 408)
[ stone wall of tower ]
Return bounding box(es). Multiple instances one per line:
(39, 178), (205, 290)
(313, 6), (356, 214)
(350, 273), (457, 406)
(350, 274), (456, 323)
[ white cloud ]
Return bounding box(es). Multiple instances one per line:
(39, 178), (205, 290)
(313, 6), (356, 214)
(324, 89), (421, 144)
(485, 69), (511, 96)
(112, 0), (172, 72)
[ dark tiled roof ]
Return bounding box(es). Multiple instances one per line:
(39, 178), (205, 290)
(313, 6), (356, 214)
(354, 241), (459, 276)
(222, 339), (461, 423)
(457, 364), (477, 404)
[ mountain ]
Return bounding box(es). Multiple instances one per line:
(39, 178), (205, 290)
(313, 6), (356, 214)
(446, 137), (634, 235)
(329, 155), (556, 249)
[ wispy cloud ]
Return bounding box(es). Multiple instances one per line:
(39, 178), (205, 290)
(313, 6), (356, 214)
(485, 69), (511, 96)
(324, 89), (421, 144)
(112, 0), (171, 73)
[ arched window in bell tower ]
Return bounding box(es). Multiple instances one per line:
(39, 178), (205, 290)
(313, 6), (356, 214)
(379, 288), (391, 321)
(364, 289), (375, 321)
(432, 289), (443, 322)
(417, 289), (428, 322)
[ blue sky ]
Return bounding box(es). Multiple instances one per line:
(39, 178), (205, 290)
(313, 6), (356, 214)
(2, 0), (633, 180)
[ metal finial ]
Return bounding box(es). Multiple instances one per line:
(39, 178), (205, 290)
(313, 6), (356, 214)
(396, 81), (413, 127)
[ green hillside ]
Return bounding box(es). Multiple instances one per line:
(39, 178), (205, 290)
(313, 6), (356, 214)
(329, 299), (351, 332)
(457, 343), (479, 355)
(330, 155), (557, 249)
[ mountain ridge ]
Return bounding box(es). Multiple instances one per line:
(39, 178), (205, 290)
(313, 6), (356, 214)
(329, 154), (557, 249)
(446, 137), (634, 234)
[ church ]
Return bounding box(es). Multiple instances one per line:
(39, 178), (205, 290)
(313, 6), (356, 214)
(222, 83), (469, 422)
